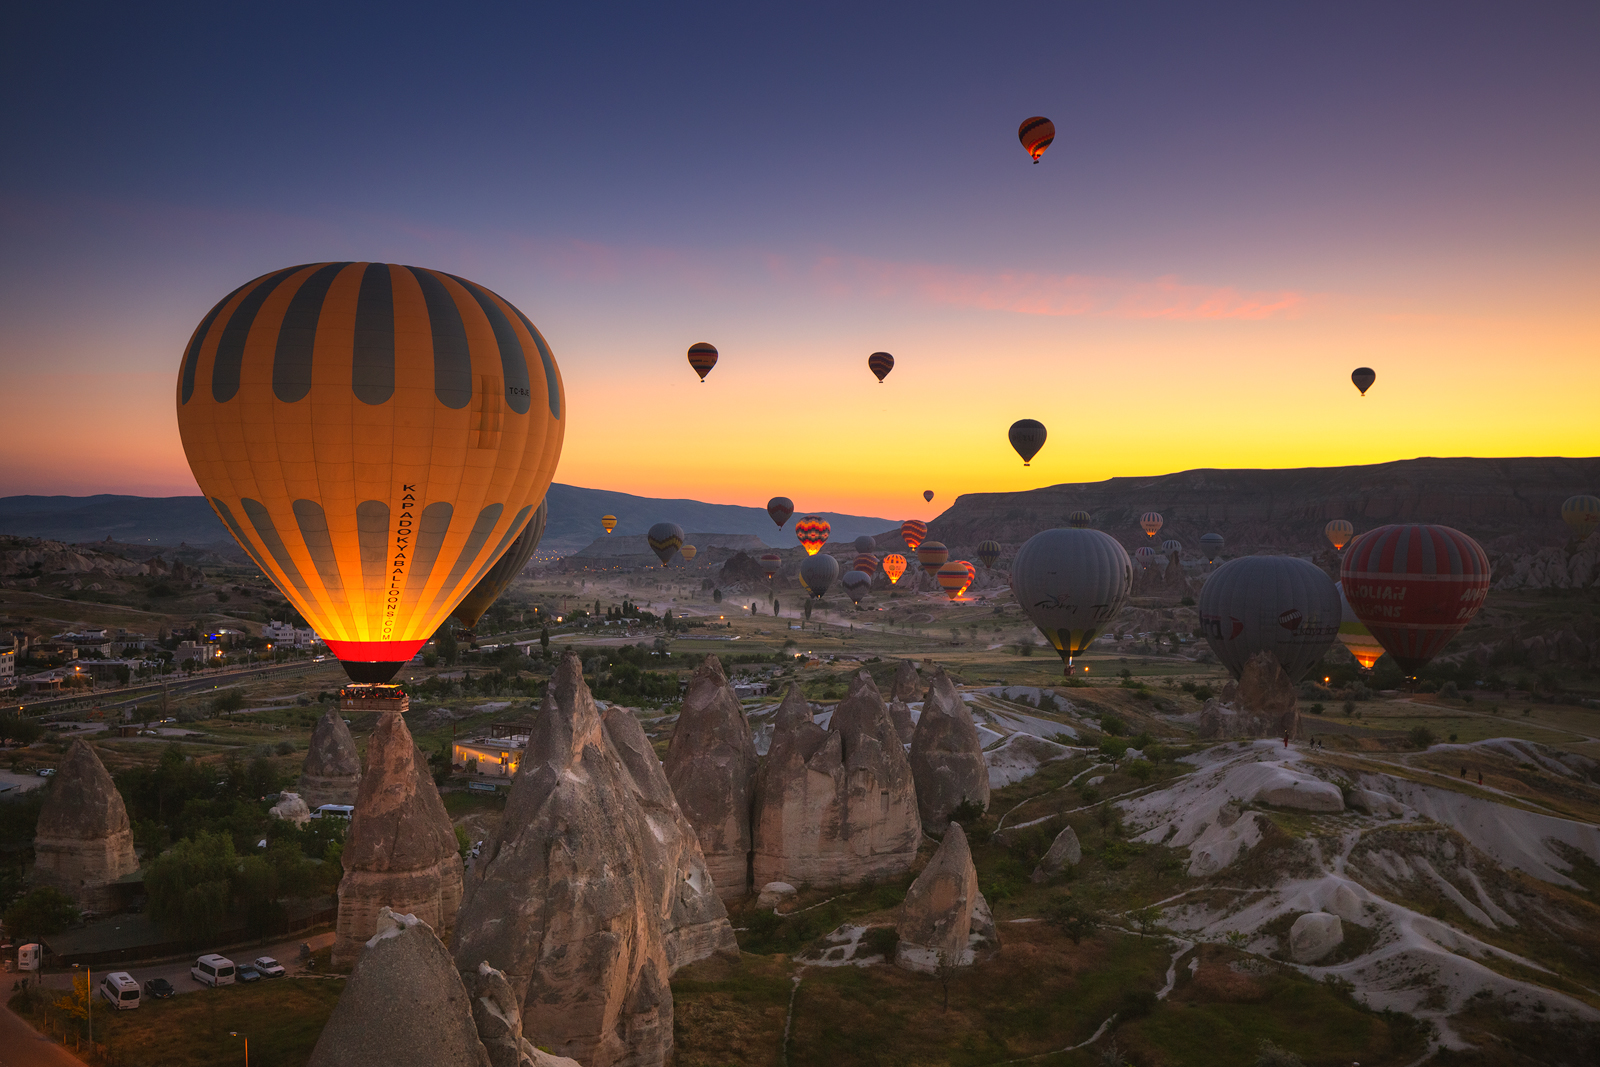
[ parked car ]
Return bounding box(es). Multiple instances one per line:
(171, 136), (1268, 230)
(236, 962), (262, 983)
(144, 977), (175, 999)
(37, 768), (55, 777)
(254, 956), (285, 978)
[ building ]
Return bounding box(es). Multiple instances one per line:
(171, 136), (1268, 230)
(0, 648), (14, 689)
(263, 619), (321, 648)
(174, 641), (222, 667)
(452, 722), (529, 778)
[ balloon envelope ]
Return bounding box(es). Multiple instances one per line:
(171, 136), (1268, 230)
(799, 553), (840, 598)
(1008, 419), (1047, 465)
(1134, 546), (1157, 566)
(1336, 581), (1385, 670)
(924, 490), (935, 503)
(759, 553), (782, 580)
(688, 342), (718, 381)
(175, 262), (566, 683)
(1068, 511), (1092, 529)
(901, 520), (927, 551)
(601, 515), (617, 534)
(1161, 539), (1182, 555)
(1325, 520), (1354, 550)
(853, 535), (875, 553)
(1018, 116), (1055, 162)
(680, 544), (697, 562)
(937, 561), (970, 600)
(1139, 512), (1164, 537)
(1340, 524), (1489, 675)
(647, 522), (685, 566)
(1011, 528), (1133, 671)
(852, 553), (879, 576)
(1199, 556), (1341, 683)
(1351, 367), (1375, 395)
(1200, 532), (1225, 563)
(767, 497), (794, 528)
(795, 516), (830, 555)
(868, 352), (894, 382)
(882, 554), (907, 584)
(841, 569), (872, 605)
(916, 541), (949, 576)
(452, 499), (549, 632)
(976, 540), (1001, 569)
(1562, 495), (1600, 541)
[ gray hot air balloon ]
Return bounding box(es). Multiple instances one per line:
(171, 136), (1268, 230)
(451, 499), (549, 634)
(1200, 532), (1224, 563)
(646, 522), (685, 566)
(1010, 528), (1133, 675)
(853, 534), (876, 554)
(1198, 556), (1340, 682)
(799, 552), (840, 598)
(841, 569), (872, 606)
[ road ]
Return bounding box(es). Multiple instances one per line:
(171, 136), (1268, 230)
(33, 930), (335, 999)
(0, 1005), (88, 1067)
(18, 659), (328, 718)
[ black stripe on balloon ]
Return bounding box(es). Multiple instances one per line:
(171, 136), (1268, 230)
(352, 264), (396, 406)
(406, 267), (473, 410)
(400, 502), (454, 616)
(181, 281), (250, 406)
(455, 503), (532, 608)
(356, 500), (390, 611)
(292, 499), (348, 606)
(241, 498), (316, 606)
(210, 498), (272, 576)
(272, 263), (349, 403)
(212, 267), (304, 403)
(503, 303), (562, 419)
(426, 503), (505, 618)
(448, 276), (531, 416)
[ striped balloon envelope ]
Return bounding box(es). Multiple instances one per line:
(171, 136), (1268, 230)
(680, 544), (697, 562)
(1139, 512), (1164, 537)
(1068, 511), (1092, 529)
(917, 541), (949, 576)
(1325, 519), (1354, 551)
(959, 560), (976, 591)
(937, 561), (970, 600)
(1018, 116), (1055, 163)
(1161, 539), (1182, 556)
(601, 515), (617, 534)
(1562, 495), (1600, 541)
(646, 522), (685, 566)
(766, 496), (794, 528)
(1134, 546), (1157, 567)
(1336, 582), (1385, 671)
(901, 519), (927, 551)
(687, 342), (718, 381)
(175, 262), (565, 683)
(794, 516), (830, 555)
(868, 351), (894, 383)
(1200, 532), (1225, 562)
(759, 553), (783, 580)
(882, 554), (907, 584)
(1339, 524), (1490, 675)
(852, 553), (879, 576)
(452, 500), (547, 633)
(976, 540), (1001, 569)
(842, 570), (872, 606)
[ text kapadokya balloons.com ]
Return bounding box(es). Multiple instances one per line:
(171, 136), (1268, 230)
(688, 342), (718, 381)
(795, 516), (830, 555)
(868, 351), (894, 383)
(1198, 556), (1341, 683)
(799, 552), (840, 598)
(1011, 528), (1133, 674)
(1008, 419), (1047, 466)
(647, 522), (685, 566)
(1340, 524), (1490, 676)
(882, 554), (907, 584)
(451, 500), (548, 634)
(767, 497), (794, 528)
(1018, 116), (1055, 163)
(176, 262), (565, 683)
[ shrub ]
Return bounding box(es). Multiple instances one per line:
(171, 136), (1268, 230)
(1343, 700), (1355, 715)
(1309, 703), (1324, 715)
(1126, 760), (1154, 783)
(864, 926), (899, 958)
(274, 739), (296, 755)
(1192, 685), (1214, 702)
(3, 887), (79, 939)
(1407, 725), (1437, 749)
(1045, 896), (1097, 943)
(1118, 989), (1158, 1020)
(1100, 715), (1128, 736)
(1099, 737), (1129, 760)
(1254, 1040), (1306, 1067)
(1440, 681), (1460, 699)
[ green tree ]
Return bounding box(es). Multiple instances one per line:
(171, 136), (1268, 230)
(212, 689), (246, 716)
(712, 588), (723, 604)
(145, 831), (238, 940)
(436, 626), (459, 666)
(1045, 896), (1096, 944)
(540, 626), (550, 655)
(3, 887), (79, 939)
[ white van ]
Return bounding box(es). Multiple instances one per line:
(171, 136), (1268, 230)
(312, 804), (354, 820)
(191, 953), (236, 987)
(99, 971), (141, 1009)
(17, 944), (42, 971)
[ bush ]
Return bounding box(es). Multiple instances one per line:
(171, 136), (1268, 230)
(1126, 760), (1154, 783)
(1045, 896), (1097, 943)
(863, 926), (899, 958)
(1407, 725), (1437, 749)
(1117, 989), (1158, 1020)
(212, 689), (246, 715)
(1254, 1040), (1307, 1067)
(1309, 703), (1324, 715)
(1191, 685), (1214, 702)
(274, 739), (296, 755)
(1343, 700), (1355, 715)
(3, 887), (79, 939)
(1099, 737), (1129, 760)
(1100, 715), (1128, 736)
(1440, 681), (1460, 700)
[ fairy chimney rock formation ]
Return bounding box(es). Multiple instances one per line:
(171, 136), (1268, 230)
(603, 702), (739, 972)
(890, 660), (921, 702)
(469, 961), (585, 1067)
(664, 655), (758, 900)
(1237, 650), (1300, 739)
(453, 651), (673, 1067)
(333, 710), (464, 968)
(299, 708), (363, 807)
(895, 823), (998, 973)
(32, 739), (137, 911)
(752, 684), (838, 888)
(908, 668), (991, 826)
(309, 909), (491, 1067)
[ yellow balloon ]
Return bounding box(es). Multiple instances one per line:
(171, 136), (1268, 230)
(176, 262), (566, 681)
(680, 544), (698, 562)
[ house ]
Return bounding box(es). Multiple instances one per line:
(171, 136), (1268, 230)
(452, 725), (529, 778)
(262, 620), (321, 649)
(0, 649), (12, 690)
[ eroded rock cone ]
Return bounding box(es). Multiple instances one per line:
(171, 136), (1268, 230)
(664, 655), (758, 900)
(890, 660), (921, 702)
(268, 791), (312, 827)
(333, 711), (463, 968)
(886, 700), (915, 745)
(824, 671), (921, 881)
(300, 708), (363, 807)
(453, 651), (672, 1067)
(32, 739), (137, 911)
(908, 668), (990, 826)
(752, 684), (839, 888)
(1238, 650), (1299, 739)
(1031, 825), (1081, 882)
(895, 823), (997, 973)
(469, 961), (583, 1067)
(603, 703), (739, 973)
(310, 909), (490, 1067)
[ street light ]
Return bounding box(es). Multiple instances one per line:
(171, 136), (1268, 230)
(230, 1032), (249, 1066)
(72, 962), (92, 1045)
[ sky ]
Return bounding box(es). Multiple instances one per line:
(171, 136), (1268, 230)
(2, 1), (1597, 520)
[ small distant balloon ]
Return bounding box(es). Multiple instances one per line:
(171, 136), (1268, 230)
(1325, 519), (1354, 551)
(1200, 532), (1224, 563)
(1134, 546), (1157, 567)
(601, 515), (617, 535)
(853, 553), (879, 576)
(916, 541), (949, 577)
(795, 516), (830, 556)
(680, 544), (697, 562)
(759, 553), (782, 581)
(853, 535), (875, 554)
(1161, 539), (1182, 556)
(1008, 419), (1047, 466)
(841, 569), (872, 606)
(901, 520), (928, 551)
(882, 554), (908, 584)
(1139, 512), (1164, 537)
(1351, 367), (1375, 396)
(924, 490), (935, 503)
(1018, 116), (1055, 163)
(1068, 511), (1092, 529)
(767, 497), (794, 528)
(799, 552), (840, 598)
(868, 352), (894, 383)
(687, 342), (718, 382)
(976, 540), (1001, 569)
(647, 522), (685, 566)
(1561, 495), (1600, 542)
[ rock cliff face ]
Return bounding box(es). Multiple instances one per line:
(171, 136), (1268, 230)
(752, 684), (838, 888)
(453, 652), (673, 1067)
(664, 655), (758, 900)
(32, 739), (137, 911)
(890, 660), (921, 702)
(1198, 651), (1299, 740)
(299, 709), (363, 807)
(908, 669), (991, 826)
(895, 824), (997, 973)
(602, 703), (739, 972)
(1494, 540), (1600, 590)
(333, 712), (464, 967)
(310, 909), (491, 1067)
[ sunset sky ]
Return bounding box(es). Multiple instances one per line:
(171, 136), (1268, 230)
(2, 3), (1596, 521)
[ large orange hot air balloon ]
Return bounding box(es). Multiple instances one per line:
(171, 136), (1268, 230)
(601, 515), (617, 535)
(917, 541), (949, 577)
(937, 561), (970, 600)
(1325, 519), (1353, 550)
(900, 520), (927, 551)
(1018, 116), (1055, 163)
(1341, 524), (1489, 675)
(687, 342), (718, 382)
(882, 554), (907, 584)
(795, 516), (830, 555)
(1139, 512), (1164, 537)
(868, 352), (894, 383)
(176, 262), (565, 683)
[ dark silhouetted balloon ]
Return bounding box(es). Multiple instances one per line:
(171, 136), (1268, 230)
(1340, 524), (1489, 675)
(854, 535), (875, 554)
(916, 541), (949, 576)
(868, 352), (894, 383)
(1562, 495), (1600, 542)
(799, 553), (839, 598)
(1008, 419), (1047, 466)
(1018, 116), (1055, 163)
(1161, 539), (1182, 556)
(901, 520), (927, 551)
(1068, 511), (1092, 529)
(1199, 556), (1341, 682)
(1200, 532), (1224, 563)
(1325, 519), (1353, 550)
(795, 516), (830, 555)
(842, 569), (872, 606)
(976, 540), (1001, 569)
(688, 342), (718, 382)
(1351, 367), (1375, 396)
(647, 522), (685, 566)
(924, 490), (935, 503)
(767, 497), (794, 528)
(452, 500), (549, 632)
(1011, 528), (1133, 673)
